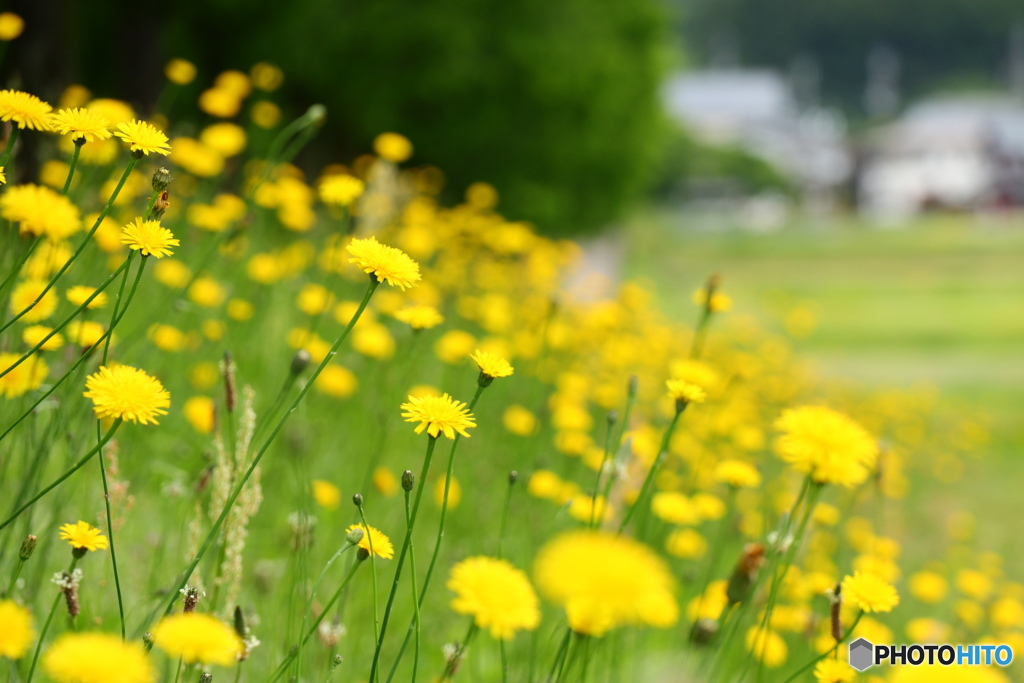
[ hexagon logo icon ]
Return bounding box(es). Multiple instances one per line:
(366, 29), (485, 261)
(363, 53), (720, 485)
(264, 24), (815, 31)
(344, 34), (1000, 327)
(849, 637), (874, 672)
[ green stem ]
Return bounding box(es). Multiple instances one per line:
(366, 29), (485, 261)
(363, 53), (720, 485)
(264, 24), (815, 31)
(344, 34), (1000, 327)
(497, 474), (515, 559)
(547, 628), (572, 683)
(0, 126), (20, 168)
(441, 621), (477, 681)
(25, 557), (78, 683)
(617, 407), (685, 534)
(404, 489), (422, 683)
(0, 235), (41, 306)
(369, 436), (438, 683)
(0, 421), (122, 532)
(153, 279), (378, 627)
(296, 544), (355, 683)
(358, 507), (381, 645)
(0, 156), (138, 336)
(500, 639), (508, 683)
(781, 612), (864, 683)
(589, 416), (617, 529)
(62, 141), (83, 195)
(4, 557), (26, 598)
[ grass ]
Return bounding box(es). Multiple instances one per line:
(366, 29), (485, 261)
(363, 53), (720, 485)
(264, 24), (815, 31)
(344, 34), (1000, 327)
(624, 208), (1024, 570)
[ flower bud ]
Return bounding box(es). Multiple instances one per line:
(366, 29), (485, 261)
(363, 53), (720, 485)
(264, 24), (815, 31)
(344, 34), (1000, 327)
(401, 470), (415, 492)
(331, 654), (344, 671)
(508, 470), (519, 485)
(606, 410), (618, 427)
(221, 351), (236, 414)
(346, 527), (365, 545)
(726, 543), (764, 605)
(352, 493), (363, 508)
(152, 167), (172, 192)
(627, 374), (639, 398)
(290, 349), (311, 376)
(356, 546), (370, 562)
(19, 534), (37, 560)
(198, 674), (213, 683)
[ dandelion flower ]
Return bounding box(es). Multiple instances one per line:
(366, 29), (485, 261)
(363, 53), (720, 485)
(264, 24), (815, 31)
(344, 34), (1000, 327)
(0, 351), (48, 398)
(534, 530), (678, 636)
(775, 406), (878, 488)
(49, 108), (112, 143)
(666, 378), (706, 406)
(0, 89), (52, 130)
(83, 365), (171, 425)
(66, 285), (108, 309)
(59, 521), (109, 552)
(374, 132), (413, 162)
(0, 600), (34, 659)
(346, 236), (421, 290)
(713, 459), (762, 488)
(120, 217), (179, 258)
(346, 523), (394, 559)
(0, 166), (6, 184)
(0, 13), (25, 41)
(312, 480), (342, 510)
(113, 119), (171, 156)
(841, 571), (900, 613)
(448, 556), (541, 640)
(0, 183), (82, 240)
(745, 626), (787, 668)
(470, 349), (514, 380)
(151, 613), (242, 666)
(165, 59), (197, 85)
(394, 305), (444, 330)
(401, 393), (476, 440)
(42, 632), (155, 683)
(9, 278), (58, 323)
(814, 658), (856, 682)
(319, 174), (365, 206)
(23, 325), (64, 351)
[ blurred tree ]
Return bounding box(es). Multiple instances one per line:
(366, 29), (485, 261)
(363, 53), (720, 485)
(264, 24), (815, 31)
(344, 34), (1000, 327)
(152, 0), (669, 235)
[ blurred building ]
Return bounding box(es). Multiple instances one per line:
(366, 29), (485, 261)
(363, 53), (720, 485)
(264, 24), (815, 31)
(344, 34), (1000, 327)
(859, 96), (1024, 217)
(662, 69), (852, 203)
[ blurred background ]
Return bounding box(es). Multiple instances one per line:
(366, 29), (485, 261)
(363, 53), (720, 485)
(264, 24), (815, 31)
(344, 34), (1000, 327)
(3, 0), (1023, 554)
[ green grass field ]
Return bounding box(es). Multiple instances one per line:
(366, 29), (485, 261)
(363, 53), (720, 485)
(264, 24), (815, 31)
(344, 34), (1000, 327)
(624, 209), (1024, 571)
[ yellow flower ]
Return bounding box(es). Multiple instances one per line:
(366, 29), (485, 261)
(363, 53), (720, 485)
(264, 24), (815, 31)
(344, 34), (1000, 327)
(434, 475), (462, 508)
(665, 528), (707, 559)
(165, 58), (197, 85)
(319, 174), (365, 206)
(0, 183), (82, 240)
(199, 123), (247, 157)
(58, 521), (109, 552)
(401, 393), (476, 440)
(745, 626), (787, 668)
(713, 459), (762, 488)
(251, 101), (281, 128)
(774, 406), (878, 488)
(151, 613), (242, 666)
(188, 277), (226, 308)
(183, 396), (216, 434)
(314, 364), (359, 399)
(813, 656), (855, 682)
(666, 378), (706, 406)
(250, 62), (284, 91)
(83, 365), (171, 425)
(435, 330), (477, 364)
(200, 88), (242, 118)
(0, 13), (25, 41)
(113, 119), (171, 156)
(121, 217), (179, 258)
(650, 492), (700, 525)
(0, 351), (48, 398)
(49, 108), (112, 142)
(0, 166), (5, 184)
(346, 236), (421, 290)
(503, 405), (537, 436)
(42, 632), (155, 683)
(470, 349), (514, 379)
(67, 321), (109, 349)
(0, 599), (34, 659)
(346, 523), (394, 559)
(841, 571), (900, 613)
(373, 466), (399, 496)
(9, 279), (58, 322)
(908, 570), (948, 603)
(0, 89), (52, 130)
(312, 480), (342, 510)
(66, 285), (108, 309)
(448, 556), (541, 640)
(23, 325), (64, 351)
(374, 132), (413, 162)
(534, 530), (677, 636)
(394, 305), (444, 330)
(693, 287), (733, 313)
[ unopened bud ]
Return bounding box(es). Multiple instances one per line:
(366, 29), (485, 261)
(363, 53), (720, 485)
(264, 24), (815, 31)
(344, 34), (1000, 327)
(830, 583), (843, 641)
(152, 190), (170, 219)
(181, 585), (202, 613)
(290, 349), (311, 376)
(152, 167), (172, 192)
(346, 527), (365, 545)
(19, 535), (37, 560)
(606, 410), (618, 426)
(233, 606), (246, 639)
(627, 374), (639, 397)
(401, 470), (414, 492)
(508, 470), (519, 485)
(331, 654), (343, 671)
(198, 674), (213, 683)
(689, 617), (718, 646)
(306, 104), (328, 126)
(222, 351), (237, 413)
(726, 543), (765, 605)
(356, 547), (370, 562)
(352, 493), (363, 508)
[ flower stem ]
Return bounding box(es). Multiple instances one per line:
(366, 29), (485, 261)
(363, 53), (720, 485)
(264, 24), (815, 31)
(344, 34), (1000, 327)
(404, 488), (422, 683)
(0, 127), (20, 168)
(0, 421), (122, 532)
(62, 142), (83, 195)
(153, 279), (378, 626)
(358, 506), (381, 644)
(781, 611), (864, 683)
(618, 406), (686, 534)
(25, 557), (78, 683)
(369, 435), (438, 683)
(296, 543), (354, 683)
(497, 474), (516, 559)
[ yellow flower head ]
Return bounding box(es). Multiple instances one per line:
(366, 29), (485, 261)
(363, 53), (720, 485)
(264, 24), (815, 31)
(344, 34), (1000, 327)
(23, 325), (64, 351)
(448, 556), (541, 640)
(66, 285), (108, 309)
(49, 108), (112, 143)
(312, 480), (342, 510)
(151, 613), (242, 666)
(470, 349), (514, 380)
(534, 530), (678, 637)
(374, 132), (413, 162)
(401, 393), (476, 440)
(775, 406), (878, 488)
(713, 459), (762, 488)
(394, 305), (444, 330)
(0, 599), (34, 659)
(59, 521), (109, 552)
(0, 351), (48, 399)
(814, 657), (856, 682)
(346, 236), (421, 290)
(693, 287), (733, 313)
(0, 183), (82, 240)
(42, 632), (155, 683)
(745, 626), (787, 668)
(9, 278), (58, 323)
(121, 217), (179, 258)
(666, 379), (706, 406)
(113, 119), (171, 156)
(346, 523), (394, 559)
(83, 365), (171, 425)
(319, 174), (365, 207)
(0, 89), (52, 130)
(0, 13), (25, 41)
(841, 571), (900, 613)
(165, 58), (197, 85)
